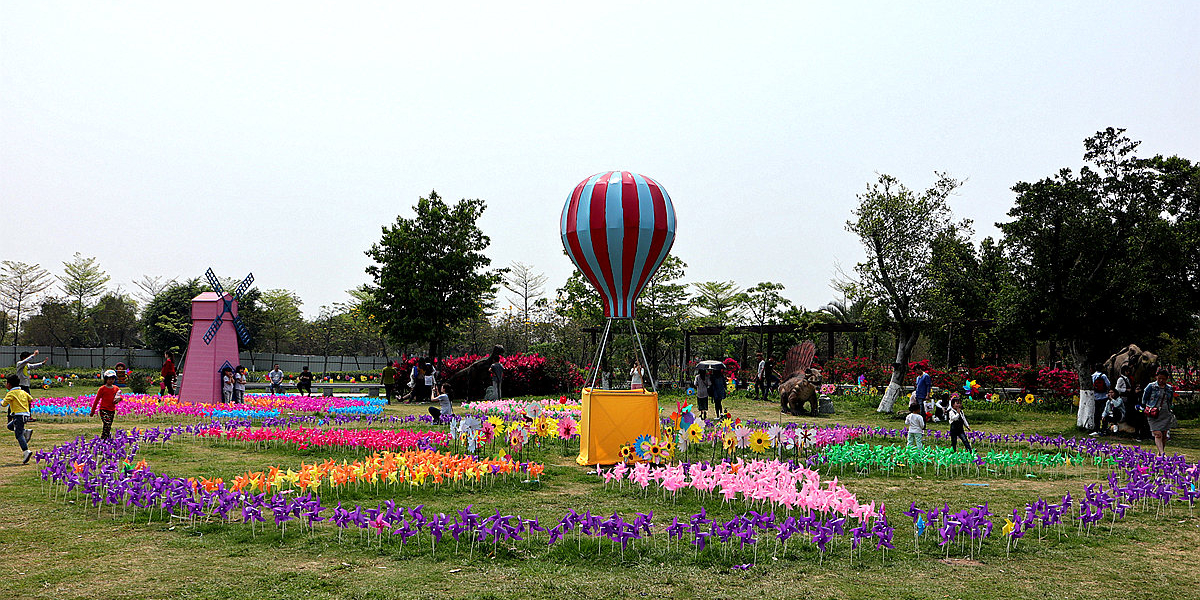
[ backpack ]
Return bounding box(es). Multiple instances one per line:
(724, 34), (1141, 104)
(1092, 375), (1109, 394)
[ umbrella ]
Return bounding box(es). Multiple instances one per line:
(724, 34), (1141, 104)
(695, 360), (726, 372)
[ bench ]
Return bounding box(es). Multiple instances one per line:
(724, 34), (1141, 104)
(245, 382), (386, 397)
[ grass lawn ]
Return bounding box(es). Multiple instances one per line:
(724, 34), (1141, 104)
(0, 388), (1196, 600)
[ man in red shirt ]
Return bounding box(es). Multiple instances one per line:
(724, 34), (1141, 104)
(161, 352), (177, 395)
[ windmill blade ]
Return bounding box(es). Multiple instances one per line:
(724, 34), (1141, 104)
(232, 273), (255, 300)
(231, 314), (251, 346)
(203, 315), (224, 345)
(205, 268), (225, 296)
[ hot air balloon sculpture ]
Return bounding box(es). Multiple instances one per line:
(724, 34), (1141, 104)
(561, 171), (676, 465)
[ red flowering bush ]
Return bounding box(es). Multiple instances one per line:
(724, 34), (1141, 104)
(406, 353), (584, 396)
(822, 356), (1082, 397)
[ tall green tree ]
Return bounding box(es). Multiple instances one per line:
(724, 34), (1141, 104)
(999, 128), (1200, 427)
(691, 281), (745, 324)
(742, 281), (794, 353)
(92, 293), (140, 347)
(633, 255), (691, 384)
(23, 297), (77, 362)
(0, 261), (54, 347)
(365, 191), (502, 357)
(258, 289), (304, 353)
(59, 253), (110, 327)
(846, 172), (964, 413)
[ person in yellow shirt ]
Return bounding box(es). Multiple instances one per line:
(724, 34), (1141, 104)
(3, 374), (34, 464)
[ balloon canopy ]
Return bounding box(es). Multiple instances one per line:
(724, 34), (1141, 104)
(560, 171), (677, 319)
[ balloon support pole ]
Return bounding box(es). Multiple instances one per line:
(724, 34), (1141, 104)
(576, 317), (660, 466)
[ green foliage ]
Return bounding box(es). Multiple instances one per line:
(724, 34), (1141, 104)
(364, 191), (502, 357)
(22, 297), (78, 347)
(847, 172), (964, 411)
(58, 252), (110, 324)
(257, 288), (304, 353)
(141, 278), (206, 353)
(999, 128), (1200, 368)
(690, 280), (744, 324)
(91, 293), (140, 346)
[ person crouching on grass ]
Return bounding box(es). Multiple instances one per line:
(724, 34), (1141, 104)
(89, 370), (121, 440)
(429, 383), (453, 421)
(3, 374), (35, 464)
(905, 402), (925, 449)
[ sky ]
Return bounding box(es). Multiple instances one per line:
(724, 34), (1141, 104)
(2, 2), (1198, 318)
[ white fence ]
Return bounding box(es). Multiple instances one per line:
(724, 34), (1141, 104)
(0, 345), (392, 374)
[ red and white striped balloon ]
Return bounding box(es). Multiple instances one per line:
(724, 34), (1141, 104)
(560, 171), (677, 319)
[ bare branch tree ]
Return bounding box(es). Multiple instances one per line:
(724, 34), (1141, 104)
(0, 261), (54, 347)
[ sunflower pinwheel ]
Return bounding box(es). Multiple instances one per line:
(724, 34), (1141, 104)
(748, 430), (771, 454)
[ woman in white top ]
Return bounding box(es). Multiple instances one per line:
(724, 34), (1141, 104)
(629, 360), (644, 390)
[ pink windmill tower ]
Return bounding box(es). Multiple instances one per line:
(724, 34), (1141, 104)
(179, 268), (253, 403)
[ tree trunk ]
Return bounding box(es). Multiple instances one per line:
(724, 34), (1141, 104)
(877, 327), (920, 413)
(1071, 342), (1095, 429)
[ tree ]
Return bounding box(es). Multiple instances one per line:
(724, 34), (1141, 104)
(59, 253), (110, 326)
(23, 298), (78, 363)
(999, 128), (1200, 427)
(141, 279), (206, 353)
(132, 275), (177, 309)
(502, 261), (548, 350)
(365, 191), (503, 357)
(258, 289), (304, 353)
(0, 261), (53, 347)
(743, 281), (794, 353)
(691, 281), (745, 324)
(846, 172), (964, 413)
(92, 293), (140, 347)
(633, 255), (691, 384)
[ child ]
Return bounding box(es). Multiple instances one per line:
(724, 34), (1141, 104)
(429, 383), (453, 421)
(221, 367), (234, 403)
(233, 365), (247, 403)
(88, 370), (121, 440)
(905, 403), (925, 449)
(15, 350), (49, 393)
(947, 397), (972, 452)
(3, 374), (35, 464)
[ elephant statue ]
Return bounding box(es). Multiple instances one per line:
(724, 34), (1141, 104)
(1103, 344), (1158, 392)
(779, 367), (823, 416)
(445, 344), (504, 402)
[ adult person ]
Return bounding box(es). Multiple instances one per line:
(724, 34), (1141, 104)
(694, 369), (711, 421)
(490, 356), (504, 400)
(297, 366), (314, 396)
(1140, 367), (1178, 455)
(755, 352), (767, 402)
(161, 352), (177, 395)
(629, 359), (644, 390)
(912, 364), (933, 413)
(709, 368), (727, 418)
(381, 361), (397, 404)
(267, 364), (285, 395)
(1090, 364), (1112, 435)
(15, 350), (48, 393)
(424, 359), (437, 401)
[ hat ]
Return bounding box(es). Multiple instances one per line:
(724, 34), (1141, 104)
(103, 370), (117, 379)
